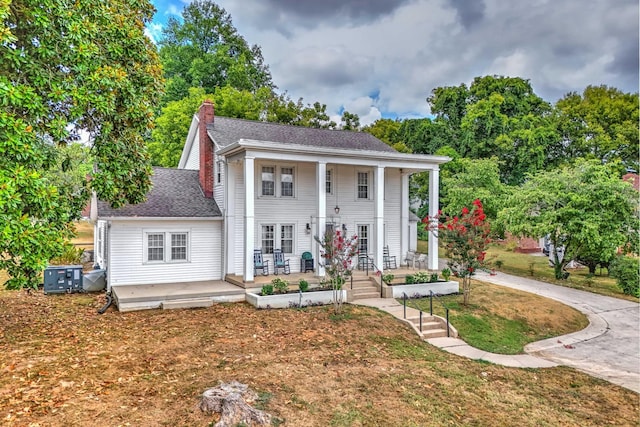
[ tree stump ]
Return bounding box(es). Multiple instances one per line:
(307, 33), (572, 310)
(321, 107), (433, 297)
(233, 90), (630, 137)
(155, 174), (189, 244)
(199, 381), (271, 427)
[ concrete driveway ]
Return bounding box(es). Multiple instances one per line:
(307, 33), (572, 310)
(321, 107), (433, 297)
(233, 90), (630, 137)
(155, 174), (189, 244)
(475, 270), (640, 393)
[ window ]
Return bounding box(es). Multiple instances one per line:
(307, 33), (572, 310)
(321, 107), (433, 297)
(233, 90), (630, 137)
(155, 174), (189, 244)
(171, 233), (188, 260)
(326, 169), (332, 194)
(216, 160), (222, 184)
(261, 166), (275, 196)
(147, 233), (164, 261)
(281, 167), (294, 197)
(145, 231), (189, 263)
(357, 225), (369, 253)
(281, 225), (293, 253)
(357, 172), (369, 199)
(262, 225), (275, 254)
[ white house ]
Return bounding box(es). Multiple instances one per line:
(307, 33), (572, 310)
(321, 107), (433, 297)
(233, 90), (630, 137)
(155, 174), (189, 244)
(94, 101), (448, 310)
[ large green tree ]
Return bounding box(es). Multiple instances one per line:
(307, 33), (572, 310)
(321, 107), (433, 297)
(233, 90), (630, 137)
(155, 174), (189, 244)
(499, 160), (638, 279)
(158, 0), (273, 105)
(148, 86), (337, 167)
(553, 85), (639, 172)
(1, 0), (162, 288)
(440, 157), (508, 224)
(408, 76), (557, 185)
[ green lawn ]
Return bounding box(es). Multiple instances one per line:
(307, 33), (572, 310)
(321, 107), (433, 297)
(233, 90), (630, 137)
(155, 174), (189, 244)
(417, 239), (637, 302)
(403, 280), (588, 354)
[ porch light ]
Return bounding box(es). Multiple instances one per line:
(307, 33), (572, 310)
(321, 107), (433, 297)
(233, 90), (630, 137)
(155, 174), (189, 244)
(305, 223), (311, 234)
(334, 205), (340, 214)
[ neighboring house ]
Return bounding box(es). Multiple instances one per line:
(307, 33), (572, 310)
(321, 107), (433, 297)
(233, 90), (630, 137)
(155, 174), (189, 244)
(93, 101), (449, 309)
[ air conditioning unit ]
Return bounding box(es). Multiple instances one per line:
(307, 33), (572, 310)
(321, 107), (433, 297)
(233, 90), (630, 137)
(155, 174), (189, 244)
(43, 265), (83, 294)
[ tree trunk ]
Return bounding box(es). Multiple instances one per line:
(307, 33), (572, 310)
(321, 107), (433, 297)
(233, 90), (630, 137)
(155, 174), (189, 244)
(200, 381), (271, 427)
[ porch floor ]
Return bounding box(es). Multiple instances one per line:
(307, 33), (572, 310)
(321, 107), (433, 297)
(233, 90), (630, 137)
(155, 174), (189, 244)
(111, 280), (246, 312)
(111, 265), (435, 312)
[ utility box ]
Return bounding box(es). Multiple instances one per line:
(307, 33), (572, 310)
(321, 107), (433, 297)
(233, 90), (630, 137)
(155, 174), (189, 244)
(43, 265), (83, 294)
(82, 269), (106, 292)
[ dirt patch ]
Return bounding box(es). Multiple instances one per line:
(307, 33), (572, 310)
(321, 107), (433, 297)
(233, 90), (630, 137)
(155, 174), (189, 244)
(0, 290), (637, 426)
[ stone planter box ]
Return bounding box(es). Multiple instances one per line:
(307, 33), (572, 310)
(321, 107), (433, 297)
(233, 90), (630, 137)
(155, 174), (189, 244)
(388, 280), (459, 299)
(246, 289), (347, 309)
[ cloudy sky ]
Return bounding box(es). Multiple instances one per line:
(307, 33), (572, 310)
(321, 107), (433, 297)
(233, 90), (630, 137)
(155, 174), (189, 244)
(148, 0), (639, 125)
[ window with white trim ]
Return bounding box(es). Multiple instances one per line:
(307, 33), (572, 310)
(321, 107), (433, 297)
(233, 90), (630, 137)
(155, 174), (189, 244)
(326, 169), (332, 194)
(280, 225), (294, 253)
(357, 224), (369, 253)
(261, 225), (275, 254)
(357, 171), (369, 199)
(261, 166), (275, 196)
(281, 167), (294, 197)
(145, 231), (189, 263)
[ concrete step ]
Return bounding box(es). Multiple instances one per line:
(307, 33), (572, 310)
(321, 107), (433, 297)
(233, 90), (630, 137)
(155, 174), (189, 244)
(421, 328), (449, 339)
(406, 320), (443, 331)
(350, 280), (377, 288)
(162, 298), (213, 310)
(352, 291), (381, 300)
(352, 287), (379, 296)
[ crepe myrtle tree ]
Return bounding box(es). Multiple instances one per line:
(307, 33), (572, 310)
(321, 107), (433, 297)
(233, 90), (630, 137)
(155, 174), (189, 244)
(314, 229), (358, 314)
(425, 199), (491, 305)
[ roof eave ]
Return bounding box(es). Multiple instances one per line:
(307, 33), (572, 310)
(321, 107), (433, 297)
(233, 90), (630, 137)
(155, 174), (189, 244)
(218, 139), (451, 165)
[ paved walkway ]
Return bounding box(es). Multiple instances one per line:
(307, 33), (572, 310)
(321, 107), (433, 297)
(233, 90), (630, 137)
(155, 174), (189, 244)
(355, 270), (640, 393)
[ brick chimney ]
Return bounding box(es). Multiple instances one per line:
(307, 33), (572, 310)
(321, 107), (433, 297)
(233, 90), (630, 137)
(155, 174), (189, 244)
(198, 100), (215, 198)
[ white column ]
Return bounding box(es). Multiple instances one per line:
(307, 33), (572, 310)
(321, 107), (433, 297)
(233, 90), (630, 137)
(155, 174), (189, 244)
(374, 166), (385, 272)
(400, 171), (410, 260)
(243, 156), (255, 282)
(428, 168), (440, 270)
(225, 160), (236, 276)
(316, 162), (326, 277)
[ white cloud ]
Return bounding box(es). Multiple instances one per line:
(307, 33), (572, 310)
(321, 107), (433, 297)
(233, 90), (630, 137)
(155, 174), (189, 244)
(157, 0), (639, 120)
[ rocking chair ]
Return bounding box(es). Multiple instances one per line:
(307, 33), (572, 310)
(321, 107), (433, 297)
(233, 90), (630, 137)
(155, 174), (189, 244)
(273, 249), (291, 275)
(253, 249), (270, 276)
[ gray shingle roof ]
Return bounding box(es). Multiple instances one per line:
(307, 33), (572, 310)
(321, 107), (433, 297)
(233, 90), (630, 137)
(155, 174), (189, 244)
(97, 168), (221, 218)
(209, 116), (397, 153)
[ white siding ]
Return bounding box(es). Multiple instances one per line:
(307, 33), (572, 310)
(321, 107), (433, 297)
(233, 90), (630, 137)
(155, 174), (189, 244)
(233, 166), (245, 275)
(94, 220), (108, 269)
(183, 128), (200, 170)
(214, 155), (225, 210)
(383, 168), (402, 262)
(108, 219), (222, 286)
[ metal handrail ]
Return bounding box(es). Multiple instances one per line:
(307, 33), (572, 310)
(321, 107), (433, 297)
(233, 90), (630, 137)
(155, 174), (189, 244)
(401, 292), (425, 333)
(401, 291), (450, 337)
(429, 290), (450, 337)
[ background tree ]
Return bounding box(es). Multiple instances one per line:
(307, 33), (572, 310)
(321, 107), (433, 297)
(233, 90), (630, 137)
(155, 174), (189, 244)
(553, 85), (639, 171)
(408, 76), (557, 185)
(1, 0), (162, 288)
(499, 160), (638, 279)
(362, 118), (410, 152)
(340, 111), (361, 130)
(440, 157), (508, 227)
(158, 0), (273, 105)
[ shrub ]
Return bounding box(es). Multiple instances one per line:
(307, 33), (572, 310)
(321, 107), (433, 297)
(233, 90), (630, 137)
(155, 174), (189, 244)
(405, 274), (415, 284)
(609, 256), (640, 297)
(271, 277), (289, 294)
(429, 273), (439, 283)
(50, 243), (84, 265)
(413, 271), (429, 283)
(441, 268), (451, 281)
(298, 279), (309, 293)
(261, 284), (274, 296)
(382, 274), (395, 285)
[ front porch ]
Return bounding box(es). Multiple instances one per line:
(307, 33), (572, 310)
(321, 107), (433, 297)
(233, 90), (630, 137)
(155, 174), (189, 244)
(111, 266), (440, 312)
